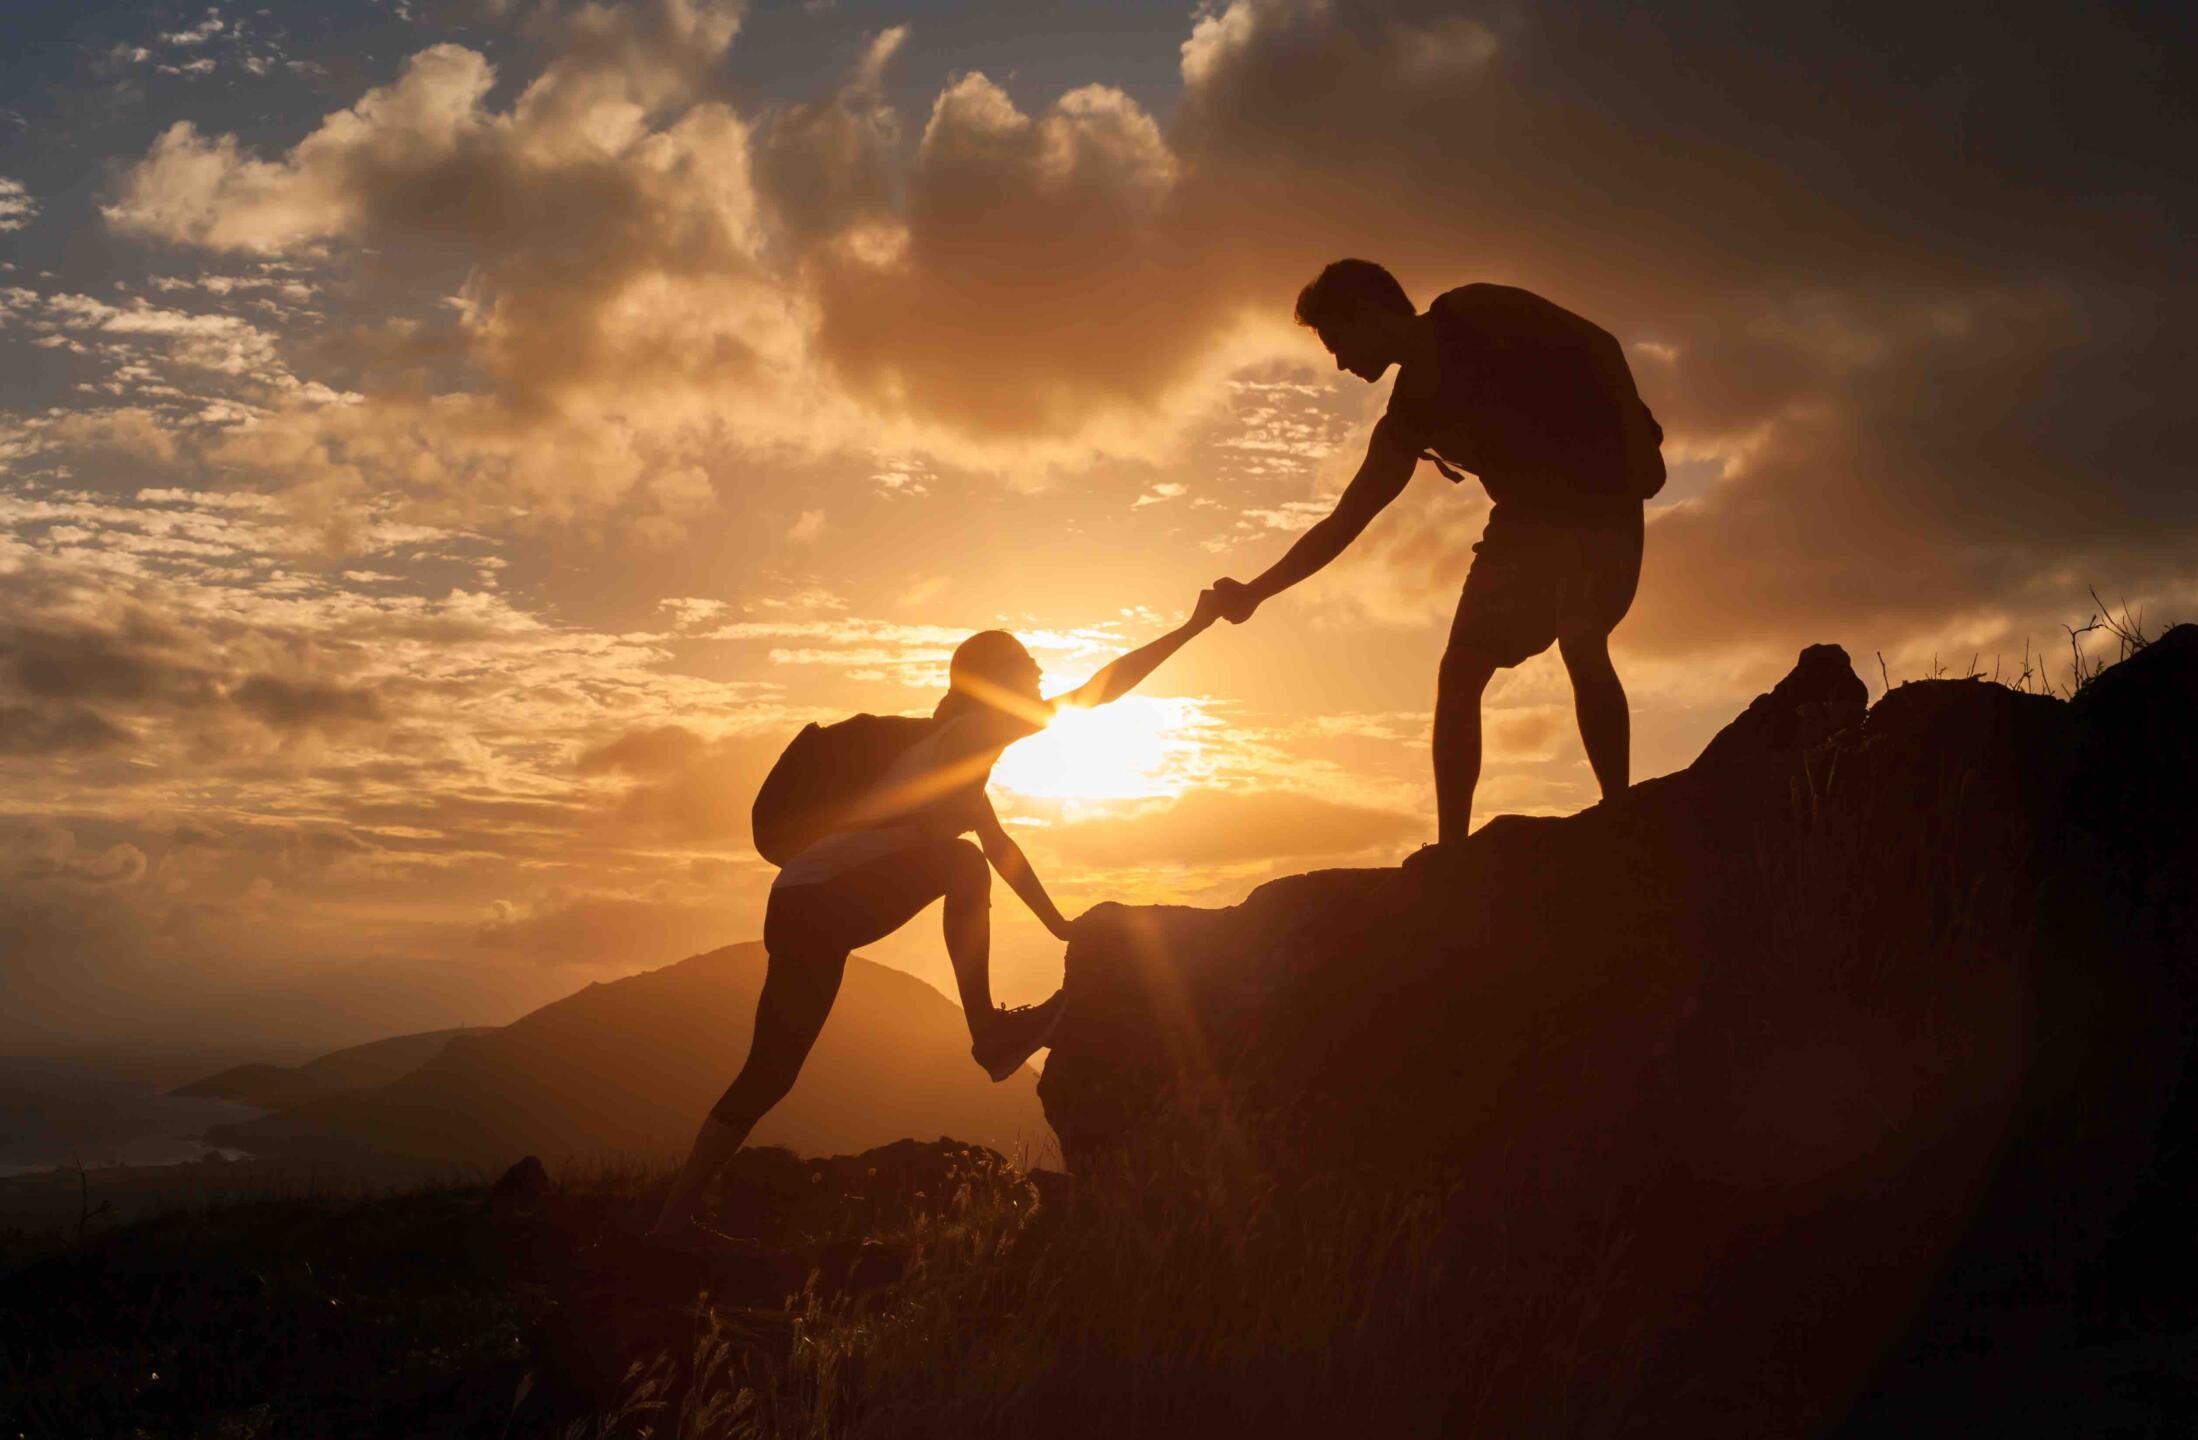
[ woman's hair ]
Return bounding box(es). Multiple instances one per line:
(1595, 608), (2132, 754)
(1294, 258), (1413, 333)
(935, 629), (1035, 722)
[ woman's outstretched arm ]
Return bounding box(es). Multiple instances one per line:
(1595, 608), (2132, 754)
(1053, 588), (1221, 713)
(974, 799), (1072, 942)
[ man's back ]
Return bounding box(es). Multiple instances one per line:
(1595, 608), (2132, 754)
(1386, 283), (1660, 514)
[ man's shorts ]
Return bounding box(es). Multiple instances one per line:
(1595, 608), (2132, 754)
(1447, 501), (1644, 671)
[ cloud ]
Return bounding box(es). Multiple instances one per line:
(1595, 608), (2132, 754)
(0, 178), (34, 232)
(91, 6), (1293, 486)
(595, 730), (783, 844)
(0, 703), (133, 755)
(230, 673), (388, 731)
(753, 24), (907, 243)
(577, 723), (709, 777)
(1159, 0), (2197, 666)
(8, 0), (2192, 1055)
(5, 822), (149, 887)
(1, 620), (221, 707)
(162, 12), (227, 48)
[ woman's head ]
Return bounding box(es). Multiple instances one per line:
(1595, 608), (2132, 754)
(937, 629), (1043, 724)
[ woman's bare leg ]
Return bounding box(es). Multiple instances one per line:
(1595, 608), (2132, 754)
(940, 838), (995, 1034)
(651, 947), (845, 1237)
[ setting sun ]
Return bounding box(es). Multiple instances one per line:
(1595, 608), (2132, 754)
(992, 696), (1206, 802)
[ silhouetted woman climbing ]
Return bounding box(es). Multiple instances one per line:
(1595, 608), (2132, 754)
(651, 592), (1220, 1244)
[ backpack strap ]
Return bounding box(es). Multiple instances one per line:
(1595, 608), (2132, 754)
(1420, 450), (1468, 484)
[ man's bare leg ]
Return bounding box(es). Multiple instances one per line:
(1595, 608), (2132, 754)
(1559, 630), (1630, 798)
(1433, 652), (1497, 847)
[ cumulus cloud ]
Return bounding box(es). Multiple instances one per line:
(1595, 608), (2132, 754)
(89, 1), (840, 528)
(0, 178), (35, 232)
(753, 24), (907, 243)
(89, 1), (1300, 488)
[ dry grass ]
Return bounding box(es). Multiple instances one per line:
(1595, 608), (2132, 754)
(570, 1098), (1649, 1440)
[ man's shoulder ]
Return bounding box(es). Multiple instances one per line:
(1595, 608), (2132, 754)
(1430, 282), (1576, 332)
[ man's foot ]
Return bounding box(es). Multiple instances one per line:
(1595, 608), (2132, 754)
(1400, 841), (1449, 874)
(971, 991), (1066, 1082)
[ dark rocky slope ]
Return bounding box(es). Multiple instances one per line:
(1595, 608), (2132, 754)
(1041, 626), (2197, 1435)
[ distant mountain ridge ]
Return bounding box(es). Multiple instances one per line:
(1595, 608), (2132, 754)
(173, 1028), (493, 1110)
(203, 943), (1053, 1169)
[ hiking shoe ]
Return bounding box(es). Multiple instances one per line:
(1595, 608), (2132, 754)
(972, 991), (1066, 1082)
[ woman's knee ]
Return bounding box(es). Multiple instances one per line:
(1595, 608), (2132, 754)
(941, 837), (990, 893)
(711, 1057), (798, 1123)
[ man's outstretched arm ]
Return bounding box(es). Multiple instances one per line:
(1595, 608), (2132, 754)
(1216, 420), (1417, 621)
(1053, 588), (1221, 712)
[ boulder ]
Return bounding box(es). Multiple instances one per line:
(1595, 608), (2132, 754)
(1038, 628), (2197, 1434)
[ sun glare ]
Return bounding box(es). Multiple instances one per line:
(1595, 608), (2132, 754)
(992, 697), (1202, 802)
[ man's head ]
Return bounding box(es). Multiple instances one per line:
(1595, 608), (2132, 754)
(1295, 259), (1415, 381)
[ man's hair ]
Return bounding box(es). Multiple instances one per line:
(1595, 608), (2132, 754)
(1294, 259), (1413, 333)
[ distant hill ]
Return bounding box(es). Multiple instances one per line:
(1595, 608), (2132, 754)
(204, 944), (1053, 1169)
(173, 1028), (492, 1110)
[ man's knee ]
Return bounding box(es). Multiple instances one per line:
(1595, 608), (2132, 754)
(1437, 650), (1498, 708)
(1558, 630), (1618, 682)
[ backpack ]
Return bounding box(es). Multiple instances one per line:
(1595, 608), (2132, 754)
(750, 713), (938, 866)
(1419, 285), (1667, 501)
(1621, 398), (1666, 500)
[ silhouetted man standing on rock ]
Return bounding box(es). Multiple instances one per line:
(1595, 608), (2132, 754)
(1213, 261), (1665, 845)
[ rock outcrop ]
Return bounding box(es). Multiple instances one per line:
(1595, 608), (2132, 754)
(1039, 627), (2197, 1435)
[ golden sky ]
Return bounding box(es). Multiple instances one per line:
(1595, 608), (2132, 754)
(1, 0), (2191, 1052)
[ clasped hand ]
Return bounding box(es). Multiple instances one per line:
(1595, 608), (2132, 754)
(1209, 576), (1259, 624)
(1183, 579), (1257, 633)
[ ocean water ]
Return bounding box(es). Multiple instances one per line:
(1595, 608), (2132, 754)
(0, 1054), (267, 1177)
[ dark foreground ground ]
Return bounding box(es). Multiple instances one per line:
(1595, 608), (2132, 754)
(4, 1141), (1019, 1439)
(6, 1137), (2197, 1439)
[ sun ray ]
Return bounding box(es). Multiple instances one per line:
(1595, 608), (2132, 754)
(993, 696), (1206, 803)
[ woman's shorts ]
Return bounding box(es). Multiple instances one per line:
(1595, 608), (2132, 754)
(764, 831), (977, 959)
(1447, 502), (1644, 671)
